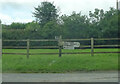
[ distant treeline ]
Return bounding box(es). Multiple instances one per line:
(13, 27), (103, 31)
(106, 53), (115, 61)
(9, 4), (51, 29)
(2, 2), (120, 46)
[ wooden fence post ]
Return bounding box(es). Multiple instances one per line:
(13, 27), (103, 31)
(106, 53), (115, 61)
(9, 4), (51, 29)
(27, 39), (30, 59)
(91, 38), (94, 56)
(0, 21), (2, 58)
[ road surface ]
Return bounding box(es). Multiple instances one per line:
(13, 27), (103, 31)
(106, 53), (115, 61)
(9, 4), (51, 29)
(2, 71), (118, 82)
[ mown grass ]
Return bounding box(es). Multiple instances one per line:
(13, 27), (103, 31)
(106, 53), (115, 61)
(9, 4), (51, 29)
(2, 48), (119, 53)
(2, 48), (118, 73)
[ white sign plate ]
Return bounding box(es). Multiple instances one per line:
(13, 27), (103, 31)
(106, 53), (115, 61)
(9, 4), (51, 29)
(73, 42), (80, 47)
(63, 42), (80, 49)
(63, 46), (74, 49)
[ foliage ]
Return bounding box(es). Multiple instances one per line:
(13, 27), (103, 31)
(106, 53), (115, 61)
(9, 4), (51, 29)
(25, 21), (43, 39)
(10, 22), (26, 29)
(60, 12), (90, 39)
(33, 1), (59, 27)
(89, 8), (119, 38)
(41, 20), (61, 39)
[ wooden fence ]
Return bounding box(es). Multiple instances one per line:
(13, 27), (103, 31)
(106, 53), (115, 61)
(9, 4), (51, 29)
(2, 38), (120, 58)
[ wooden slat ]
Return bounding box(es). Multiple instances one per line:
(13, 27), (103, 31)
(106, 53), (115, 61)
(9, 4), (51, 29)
(94, 45), (119, 47)
(64, 52), (120, 54)
(30, 46), (58, 48)
(94, 52), (120, 54)
(2, 45), (119, 49)
(30, 45), (90, 48)
(3, 46), (58, 49)
(2, 53), (26, 55)
(62, 52), (91, 54)
(29, 53), (59, 55)
(63, 39), (90, 41)
(80, 45), (91, 47)
(30, 39), (57, 42)
(3, 38), (120, 42)
(3, 40), (27, 42)
(3, 52), (120, 55)
(3, 46), (26, 48)
(94, 38), (120, 40)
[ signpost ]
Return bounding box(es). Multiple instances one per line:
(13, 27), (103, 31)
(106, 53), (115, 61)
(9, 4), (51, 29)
(55, 36), (63, 57)
(55, 36), (80, 57)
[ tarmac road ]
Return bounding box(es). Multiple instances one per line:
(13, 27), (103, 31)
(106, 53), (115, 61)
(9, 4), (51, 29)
(2, 71), (118, 82)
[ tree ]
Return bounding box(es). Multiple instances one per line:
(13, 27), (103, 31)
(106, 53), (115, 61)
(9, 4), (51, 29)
(89, 8), (105, 38)
(41, 20), (61, 39)
(33, 1), (59, 27)
(25, 21), (43, 39)
(10, 22), (26, 29)
(25, 21), (40, 32)
(101, 8), (119, 38)
(61, 12), (90, 39)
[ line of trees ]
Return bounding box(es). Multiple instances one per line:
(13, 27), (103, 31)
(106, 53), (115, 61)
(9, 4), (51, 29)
(2, 1), (120, 46)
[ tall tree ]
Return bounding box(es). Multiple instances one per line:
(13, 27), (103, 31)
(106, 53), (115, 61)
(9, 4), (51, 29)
(89, 8), (105, 38)
(89, 8), (119, 38)
(33, 1), (59, 27)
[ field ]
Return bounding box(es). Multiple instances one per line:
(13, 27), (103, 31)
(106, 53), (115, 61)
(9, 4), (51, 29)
(2, 48), (118, 73)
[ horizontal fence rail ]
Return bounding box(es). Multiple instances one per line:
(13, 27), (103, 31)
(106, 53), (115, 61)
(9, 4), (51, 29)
(3, 38), (120, 41)
(63, 39), (91, 41)
(3, 45), (120, 49)
(94, 38), (120, 40)
(2, 38), (120, 58)
(94, 45), (120, 47)
(3, 40), (27, 42)
(2, 51), (120, 55)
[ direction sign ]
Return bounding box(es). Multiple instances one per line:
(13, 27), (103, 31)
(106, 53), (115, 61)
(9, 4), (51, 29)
(63, 42), (80, 49)
(73, 42), (80, 47)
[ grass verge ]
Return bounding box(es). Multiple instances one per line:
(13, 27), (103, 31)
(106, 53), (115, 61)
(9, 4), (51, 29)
(2, 48), (118, 73)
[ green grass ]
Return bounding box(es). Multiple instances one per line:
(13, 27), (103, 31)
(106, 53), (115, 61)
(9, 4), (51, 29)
(2, 48), (119, 73)
(2, 48), (119, 53)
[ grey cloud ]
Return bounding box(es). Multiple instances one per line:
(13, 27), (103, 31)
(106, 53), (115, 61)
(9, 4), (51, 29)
(0, 0), (116, 24)
(0, 1), (36, 11)
(0, 2), (22, 10)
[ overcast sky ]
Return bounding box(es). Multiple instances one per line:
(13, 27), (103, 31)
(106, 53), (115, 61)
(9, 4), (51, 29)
(0, 0), (117, 24)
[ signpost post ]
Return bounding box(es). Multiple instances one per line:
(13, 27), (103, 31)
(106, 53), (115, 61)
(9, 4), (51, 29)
(56, 36), (63, 57)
